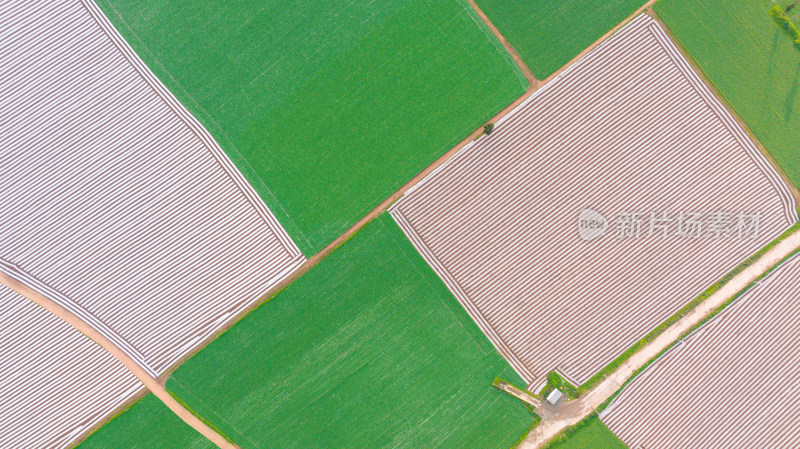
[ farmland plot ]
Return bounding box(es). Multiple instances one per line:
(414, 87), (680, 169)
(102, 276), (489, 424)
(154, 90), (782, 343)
(601, 255), (800, 448)
(98, 0), (528, 254)
(166, 215), (533, 449)
(0, 0), (303, 376)
(389, 15), (797, 390)
(0, 284), (142, 449)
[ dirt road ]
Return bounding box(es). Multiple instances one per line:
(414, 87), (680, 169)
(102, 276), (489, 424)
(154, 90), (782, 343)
(516, 227), (800, 448)
(0, 272), (239, 449)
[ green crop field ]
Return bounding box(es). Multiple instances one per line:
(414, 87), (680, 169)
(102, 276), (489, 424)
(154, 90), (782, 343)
(76, 394), (215, 449)
(545, 416), (628, 449)
(165, 214), (533, 449)
(475, 0), (643, 79)
(655, 0), (800, 190)
(97, 0), (527, 255)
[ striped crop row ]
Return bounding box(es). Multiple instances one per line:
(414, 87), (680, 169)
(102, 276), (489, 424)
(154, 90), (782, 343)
(0, 284), (142, 449)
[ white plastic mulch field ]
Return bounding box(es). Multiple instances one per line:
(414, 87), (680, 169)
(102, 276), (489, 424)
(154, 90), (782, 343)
(390, 15), (797, 390)
(0, 284), (142, 449)
(0, 0), (304, 377)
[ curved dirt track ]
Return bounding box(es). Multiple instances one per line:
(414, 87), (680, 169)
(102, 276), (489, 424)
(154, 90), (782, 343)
(516, 227), (800, 448)
(0, 273), (239, 449)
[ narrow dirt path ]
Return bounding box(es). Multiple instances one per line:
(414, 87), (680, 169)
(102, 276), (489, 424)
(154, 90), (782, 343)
(516, 228), (800, 448)
(0, 273), (239, 449)
(465, 0), (536, 85)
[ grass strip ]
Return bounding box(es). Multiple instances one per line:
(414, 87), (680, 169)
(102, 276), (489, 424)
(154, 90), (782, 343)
(577, 221), (800, 396)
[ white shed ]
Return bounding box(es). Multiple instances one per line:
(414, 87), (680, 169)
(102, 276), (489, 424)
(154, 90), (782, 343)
(546, 389), (563, 405)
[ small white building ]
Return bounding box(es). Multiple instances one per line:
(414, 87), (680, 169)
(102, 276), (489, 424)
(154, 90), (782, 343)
(546, 389), (563, 405)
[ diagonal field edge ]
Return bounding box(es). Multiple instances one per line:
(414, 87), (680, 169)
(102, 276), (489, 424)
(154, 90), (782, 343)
(79, 0), (303, 260)
(387, 206), (536, 383)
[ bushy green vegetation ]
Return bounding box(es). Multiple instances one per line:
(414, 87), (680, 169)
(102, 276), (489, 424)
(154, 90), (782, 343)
(98, 0), (526, 255)
(475, 0), (644, 79)
(76, 394), (215, 449)
(539, 371), (579, 401)
(543, 415), (628, 449)
(655, 0), (800, 189)
(768, 5), (800, 49)
(166, 214), (533, 449)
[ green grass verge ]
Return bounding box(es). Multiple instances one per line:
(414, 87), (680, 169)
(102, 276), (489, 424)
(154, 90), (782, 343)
(542, 414), (627, 449)
(97, 0), (527, 255)
(75, 394), (215, 449)
(166, 214), (533, 449)
(597, 243), (800, 414)
(575, 222), (800, 396)
(654, 0), (800, 191)
(166, 390), (236, 445)
(474, 0), (644, 79)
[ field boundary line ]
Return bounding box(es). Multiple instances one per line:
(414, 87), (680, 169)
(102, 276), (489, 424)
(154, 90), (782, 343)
(388, 207), (535, 382)
(0, 271), (239, 449)
(80, 0), (303, 260)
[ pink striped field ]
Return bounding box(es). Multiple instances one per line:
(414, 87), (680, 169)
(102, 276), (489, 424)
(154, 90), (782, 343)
(0, 284), (142, 449)
(601, 254), (800, 448)
(0, 0), (303, 377)
(389, 15), (797, 390)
